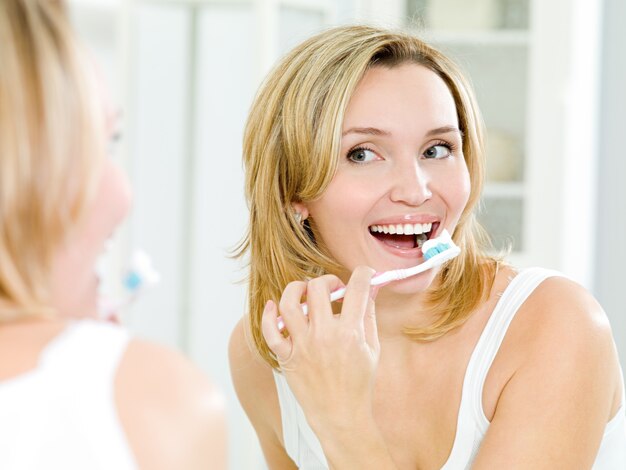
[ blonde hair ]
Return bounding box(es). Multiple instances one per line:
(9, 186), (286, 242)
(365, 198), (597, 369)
(238, 25), (499, 367)
(0, 0), (105, 321)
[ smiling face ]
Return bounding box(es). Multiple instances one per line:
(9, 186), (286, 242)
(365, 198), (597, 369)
(300, 63), (470, 293)
(49, 81), (132, 319)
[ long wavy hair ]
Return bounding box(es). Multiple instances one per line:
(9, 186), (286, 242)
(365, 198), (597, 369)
(237, 24), (499, 368)
(0, 0), (105, 321)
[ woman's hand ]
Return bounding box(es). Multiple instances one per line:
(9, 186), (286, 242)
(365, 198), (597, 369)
(262, 266), (380, 435)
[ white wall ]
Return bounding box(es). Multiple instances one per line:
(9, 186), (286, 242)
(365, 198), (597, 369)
(187, 5), (261, 468)
(122, 3), (263, 468)
(126, 3), (192, 348)
(594, 0), (626, 372)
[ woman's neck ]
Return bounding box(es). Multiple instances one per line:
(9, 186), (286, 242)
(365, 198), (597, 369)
(373, 288), (438, 340)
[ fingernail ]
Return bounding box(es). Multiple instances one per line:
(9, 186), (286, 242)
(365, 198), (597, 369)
(264, 300), (275, 312)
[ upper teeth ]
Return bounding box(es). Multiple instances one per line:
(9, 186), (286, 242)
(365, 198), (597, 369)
(369, 222), (433, 235)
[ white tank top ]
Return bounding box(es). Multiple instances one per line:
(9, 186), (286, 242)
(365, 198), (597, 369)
(273, 267), (626, 469)
(0, 320), (137, 470)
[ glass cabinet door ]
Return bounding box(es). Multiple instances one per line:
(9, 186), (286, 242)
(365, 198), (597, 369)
(406, 0), (530, 255)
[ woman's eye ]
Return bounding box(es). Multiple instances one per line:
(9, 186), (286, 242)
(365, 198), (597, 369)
(423, 144), (451, 159)
(108, 131), (122, 156)
(347, 147), (377, 163)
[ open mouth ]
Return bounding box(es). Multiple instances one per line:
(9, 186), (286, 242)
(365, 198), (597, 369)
(368, 222), (439, 251)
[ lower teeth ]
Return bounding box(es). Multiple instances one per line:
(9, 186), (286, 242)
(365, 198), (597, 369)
(416, 233), (428, 248)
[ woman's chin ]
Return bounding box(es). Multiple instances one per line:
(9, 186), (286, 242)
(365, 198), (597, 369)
(379, 269), (439, 296)
(71, 279), (100, 319)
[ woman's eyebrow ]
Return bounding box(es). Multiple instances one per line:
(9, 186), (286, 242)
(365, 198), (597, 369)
(426, 126), (464, 137)
(341, 125), (463, 138)
(342, 127), (391, 137)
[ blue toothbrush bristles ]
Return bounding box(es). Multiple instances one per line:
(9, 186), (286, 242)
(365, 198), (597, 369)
(123, 250), (160, 294)
(420, 230), (456, 261)
(423, 242), (451, 260)
(124, 271), (142, 291)
(98, 250), (160, 320)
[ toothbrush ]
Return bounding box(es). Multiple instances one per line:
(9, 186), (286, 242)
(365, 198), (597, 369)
(98, 250), (160, 320)
(276, 230), (460, 331)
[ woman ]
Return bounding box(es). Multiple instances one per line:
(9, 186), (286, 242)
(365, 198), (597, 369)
(230, 25), (625, 468)
(0, 1), (226, 468)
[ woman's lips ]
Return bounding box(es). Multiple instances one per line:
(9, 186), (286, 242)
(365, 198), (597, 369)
(367, 221), (440, 258)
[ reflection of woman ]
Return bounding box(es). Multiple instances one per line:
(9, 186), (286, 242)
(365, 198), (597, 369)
(230, 25), (625, 468)
(0, 2), (226, 468)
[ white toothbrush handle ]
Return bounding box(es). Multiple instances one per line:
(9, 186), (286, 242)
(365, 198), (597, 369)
(276, 268), (400, 330)
(276, 235), (460, 331)
(300, 287), (346, 315)
(276, 287), (350, 329)
(282, 260), (439, 329)
(297, 267), (412, 318)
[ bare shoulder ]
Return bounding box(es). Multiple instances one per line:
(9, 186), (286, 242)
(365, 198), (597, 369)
(229, 318), (296, 468)
(472, 270), (623, 468)
(115, 339), (227, 470)
(228, 318), (280, 427)
(509, 270), (623, 413)
(519, 273), (614, 347)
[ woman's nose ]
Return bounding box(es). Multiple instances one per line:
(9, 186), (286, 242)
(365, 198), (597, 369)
(389, 160), (432, 206)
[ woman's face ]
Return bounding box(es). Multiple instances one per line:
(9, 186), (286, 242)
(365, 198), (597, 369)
(50, 91), (132, 319)
(302, 63), (470, 293)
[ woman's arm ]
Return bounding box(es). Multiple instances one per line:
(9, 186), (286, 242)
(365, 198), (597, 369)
(115, 340), (228, 470)
(472, 277), (622, 469)
(229, 319), (298, 469)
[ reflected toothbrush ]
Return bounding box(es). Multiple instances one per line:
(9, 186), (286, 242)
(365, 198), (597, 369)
(277, 229), (460, 331)
(98, 250), (160, 320)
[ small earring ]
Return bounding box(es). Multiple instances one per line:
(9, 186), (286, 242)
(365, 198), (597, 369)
(294, 212), (302, 225)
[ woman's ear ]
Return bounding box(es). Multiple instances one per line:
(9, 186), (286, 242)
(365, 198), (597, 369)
(291, 202), (309, 223)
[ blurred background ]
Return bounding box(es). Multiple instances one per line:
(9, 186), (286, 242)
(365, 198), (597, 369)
(67, 0), (624, 467)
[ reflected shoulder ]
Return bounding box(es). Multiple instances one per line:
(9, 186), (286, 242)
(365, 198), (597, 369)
(116, 338), (227, 470)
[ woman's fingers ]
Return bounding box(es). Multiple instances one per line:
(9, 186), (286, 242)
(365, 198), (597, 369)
(340, 266), (376, 328)
(306, 274), (344, 328)
(261, 300), (293, 362)
(269, 269), (375, 353)
(363, 290), (380, 353)
(278, 280), (309, 337)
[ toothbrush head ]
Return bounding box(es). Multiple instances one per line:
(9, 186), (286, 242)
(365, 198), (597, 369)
(420, 229), (460, 264)
(123, 250), (160, 293)
(421, 229), (457, 260)
(354, 230), (462, 288)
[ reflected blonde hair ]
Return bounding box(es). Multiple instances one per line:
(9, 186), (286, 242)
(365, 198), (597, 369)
(238, 25), (499, 367)
(0, 0), (105, 321)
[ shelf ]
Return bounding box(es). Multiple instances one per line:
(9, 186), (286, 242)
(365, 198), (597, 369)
(419, 29), (529, 47)
(279, 0), (333, 11)
(483, 181), (524, 198)
(67, 0), (122, 9)
(127, 0), (252, 6)
(479, 191), (524, 252)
